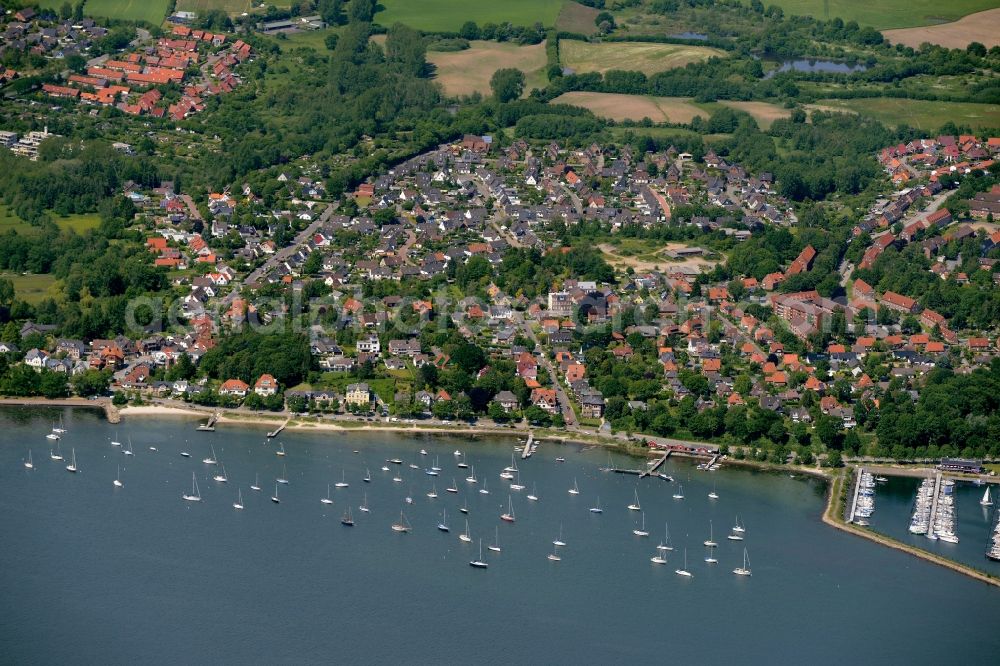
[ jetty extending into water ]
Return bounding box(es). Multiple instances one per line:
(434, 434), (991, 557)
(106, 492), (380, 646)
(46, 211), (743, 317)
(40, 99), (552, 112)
(521, 432), (535, 459)
(640, 450), (671, 478)
(196, 413), (218, 432)
(847, 467), (865, 523)
(267, 419), (289, 438)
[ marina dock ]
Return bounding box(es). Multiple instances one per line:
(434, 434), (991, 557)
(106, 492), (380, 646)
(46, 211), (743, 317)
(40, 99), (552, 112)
(847, 467), (865, 523)
(196, 413), (218, 432)
(926, 472), (943, 539)
(267, 419), (288, 438)
(639, 451), (670, 478)
(521, 432), (535, 459)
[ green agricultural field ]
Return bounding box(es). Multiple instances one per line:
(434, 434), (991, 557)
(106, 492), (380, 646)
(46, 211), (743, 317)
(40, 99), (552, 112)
(84, 0), (171, 24)
(52, 213), (102, 233)
(0, 272), (58, 305)
(559, 40), (726, 76)
(767, 0), (999, 29)
(812, 98), (1000, 132)
(375, 0), (564, 32)
(0, 205), (37, 235)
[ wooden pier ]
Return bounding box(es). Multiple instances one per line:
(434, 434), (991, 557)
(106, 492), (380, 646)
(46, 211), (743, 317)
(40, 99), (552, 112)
(640, 451), (671, 478)
(520, 432), (535, 459)
(925, 472), (943, 540)
(196, 413), (218, 432)
(267, 419), (289, 438)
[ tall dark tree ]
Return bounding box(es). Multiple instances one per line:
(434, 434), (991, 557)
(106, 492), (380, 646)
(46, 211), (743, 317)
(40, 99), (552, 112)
(490, 68), (525, 102)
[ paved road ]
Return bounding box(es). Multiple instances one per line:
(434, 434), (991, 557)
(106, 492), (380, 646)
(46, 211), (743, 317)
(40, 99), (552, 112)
(513, 312), (577, 427)
(242, 202), (337, 287)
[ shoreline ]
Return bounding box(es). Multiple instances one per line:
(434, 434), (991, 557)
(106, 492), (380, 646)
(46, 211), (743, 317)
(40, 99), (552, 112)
(12, 401), (1000, 587)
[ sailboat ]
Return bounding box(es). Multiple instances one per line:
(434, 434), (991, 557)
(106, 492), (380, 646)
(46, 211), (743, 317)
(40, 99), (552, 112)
(276, 442), (286, 457)
(488, 526), (501, 553)
(510, 471), (525, 492)
(727, 529), (744, 541)
(650, 548), (667, 565)
(527, 483), (539, 502)
(24, 450), (33, 470)
(500, 495), (515, 522)
(425, 466), (439, 477)
(276, 464), (289, 484)
(420, 449), (428, 456)
(672, 484), (684, 500)
(113, 464), (123, 488)
(459, 498), (469, 514)
(553, 524), (566, 547)
(981, 487), (994, 507)
(733, 548), (752, 576)
(675, 549), (692, 577)
(213, 463), (228, 483)
(233, 488), (244, 510)
(46, 428), (59, 441)
(708, 481), (719, 500)
(732, 515), (745, 534)
(335, 470), (349, 488)
(364, 468), (372, 483)
(360, 493), (370, 513)
(456, 453), (469, 469)
(53, 415), (66, 434)
(704, 544), (718, 564)
(465, 465), (477, 484)
(391, 511), (411, 532)
(628, 489), (641, 511)
(633, 512), (649, 537)
(321, 484), (334, 505)
(431, 457), (441, 472)
(202, 446), (217, 465)
(590, 496), (603, 514)
(271, 482), (281, 503)
(250, 473), (261, 492)
(65, 448), (78, 473)
(341, 506), (354, 526)
(381, 464), (391, 472)
(438, 509), (450, 532)
(123, 438), (134, 456)
(460, 518), (472, 543)
(657, 522), (673, 552)
(111, 431), (122, 447)
(704, 521), (718, 547)
(392, 467), (403, 483)
(470, 539), (489, 569)
(182, 472), (201, 501)
(427, 485), (438, 499)
(446, 478), (459, 493)
(49, 440), (63, 461)
(568, 477), (580, 495)
(180, 452), (191, 458)
(547, 542), (562, 561)
(478, 479), (489, 495)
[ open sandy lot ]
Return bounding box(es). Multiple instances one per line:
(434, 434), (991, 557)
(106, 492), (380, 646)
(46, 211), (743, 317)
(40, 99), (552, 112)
(552, 92), (706, 123)
(559, 40), (726, 76)
(883, 8), (1000, 49)
(428, 41), (547, 97)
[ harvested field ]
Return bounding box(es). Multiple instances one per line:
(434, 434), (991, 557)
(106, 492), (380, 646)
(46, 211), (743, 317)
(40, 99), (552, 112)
(883, 8), (1000, 49)
(559, 40), (725, 76)
(767, 0), (999, 30)
(556, 2), (600, 34)
(551, 92), (706, 123)
(429, 41), (547, 97)
(718, 101), (791, 129)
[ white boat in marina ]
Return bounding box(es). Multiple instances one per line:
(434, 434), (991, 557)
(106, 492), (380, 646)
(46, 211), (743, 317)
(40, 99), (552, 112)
(453, 450), (462, 457)
(727, 530), (744, 541)
(271, 482), (281, 504)
(459, 519), (472, 543)
(469, 540), (489, 569)
(180, 452), (191, 458)
(500, 495), (515, 522)
(213, 463), (228, 483)
(233, 488), (244, 510)
(182, 473), (201, 502)
(65, 448), (78, 473)
(364, 468), (371, 483)
(427, 485), (438, 499)
(489, 526), (501, 553)
(657, 522), (673, 552)
(381, 465), (391, 472)
(388, 458), (403, 465)
(590, 496), (603, 514)
(709, 481), (719, 500)
(704, 545), (718, 564)
(123, 439), (134, 456)
(24, 450), (33, 470)
(335, 470), (349, 488)
(568, 478), (580, 495)
(672, 484), (684, 500)
(431, 457), (441, 472)
(46, 432), (59, 441)
(704, 521), (718, 547)
(111, 431), (122, 447)
(408, 463), (419, 471)
(650, 547), (667, 565)
(547, 545), (561, 562)
(633, 512), (649, 537)
(276, 464), (289, 484)
(321, 484), (334, 505)
(391, 511), (411, 533)
(981, 487), (993, 507)
(627, 489), (641, 511)
(276, 442), (286, 457)
(675, 549), (692, 577)
(446, 478), (458, 493)
(733, 548), (752, 576)
(250, 473), (261, 492)
(341, 506), (354, 526)
(420, 449), (428, 456)
(49, 442), (64, 461)
(459, 498), (469, 514)
(527, 483), (539, 502)
(553, 524), (566, 547)
(202, 446), (218, 465)
(733, 515), (746, 534)
(438, 509), (449, 532)
(510, 471), (525, 492)
(360, 493), (370, 513)
(465, 465), (477, 484)
(478, 479), (489, 495)
(113, 464), (123, 488)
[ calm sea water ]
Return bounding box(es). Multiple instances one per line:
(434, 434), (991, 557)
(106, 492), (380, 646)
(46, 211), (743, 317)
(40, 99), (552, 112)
(2, 407), (998, 665)
(866, 475), (1000, 576)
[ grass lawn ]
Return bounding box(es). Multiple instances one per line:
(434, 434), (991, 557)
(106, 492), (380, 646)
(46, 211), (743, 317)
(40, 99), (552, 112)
(0, 272), (58, 305)
(84, 0), (171, 24)
(555, 0), (599, 34)
(277, 27), (340, 51)
(551, 91), (708, 123)
(559, 39), (726, 76)
(812, 98), (1000, 132)
(766, 0), (999, 29)
(52, 212), (101, 233)
(0, 205), (38, 235)
(375, 0), (564, 32)
(430, 41), (547, 97)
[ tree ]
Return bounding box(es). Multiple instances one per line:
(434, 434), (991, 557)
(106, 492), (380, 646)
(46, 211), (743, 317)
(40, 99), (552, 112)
(815, 414), (844, 450)
(459, 21), (480, 40)
(60, 2), (72, 19)
(40, 371), (69, 399)
(287, 394), (307, 413)
(303, 250), (323, 275)
(325, 33), (340, 51)
(490, 68), (525, 103)
(71, 370), (110, 397)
